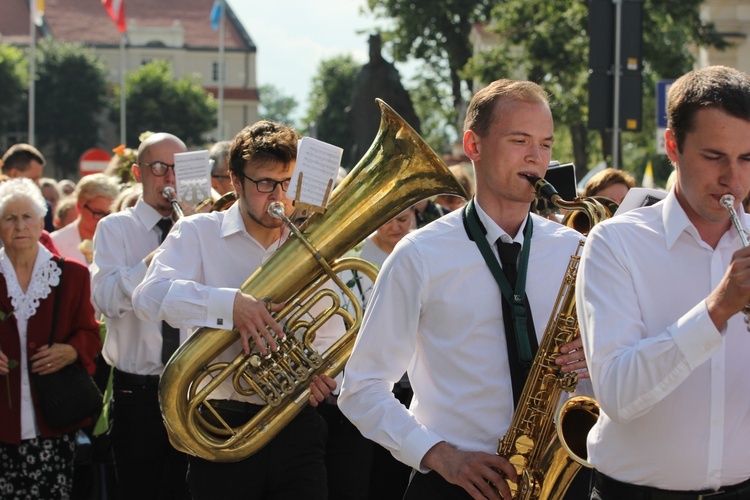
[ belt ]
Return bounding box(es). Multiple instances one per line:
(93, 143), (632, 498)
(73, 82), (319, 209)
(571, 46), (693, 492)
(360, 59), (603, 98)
(593, 470), (750, 500)
(113, 368), (160, 387)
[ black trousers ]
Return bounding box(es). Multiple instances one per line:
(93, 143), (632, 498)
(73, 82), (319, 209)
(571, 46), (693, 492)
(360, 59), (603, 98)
(110, 369), (190, 500)
(187, 403), (328, 500)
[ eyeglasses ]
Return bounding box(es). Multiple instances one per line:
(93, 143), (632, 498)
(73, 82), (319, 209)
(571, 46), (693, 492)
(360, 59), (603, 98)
(139, 161), (175, 177)
(237, 172), (291, 193)
(83, 204), (110, 220)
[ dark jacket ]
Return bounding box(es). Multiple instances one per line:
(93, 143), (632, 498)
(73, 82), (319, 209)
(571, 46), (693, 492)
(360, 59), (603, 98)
(0, 255), (101, 444)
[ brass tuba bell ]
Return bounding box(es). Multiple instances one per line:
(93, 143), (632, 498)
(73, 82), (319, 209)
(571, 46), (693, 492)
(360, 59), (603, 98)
(158, 99), (468, 462)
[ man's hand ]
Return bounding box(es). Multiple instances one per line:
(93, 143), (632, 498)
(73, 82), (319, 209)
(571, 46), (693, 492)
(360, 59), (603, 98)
(232, 291), (285, 355)
(707, 245), (750, 331)
(307, 375), (336, 407)
(556, 334), (589, 379)
(421, 441), (517, 500)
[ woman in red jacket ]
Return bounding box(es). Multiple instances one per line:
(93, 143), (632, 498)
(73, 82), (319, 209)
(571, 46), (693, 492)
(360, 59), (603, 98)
(0, 178), (101, 499)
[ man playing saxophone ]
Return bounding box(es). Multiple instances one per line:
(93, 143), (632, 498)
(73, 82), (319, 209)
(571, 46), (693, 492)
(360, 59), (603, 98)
(338, 79), (590, 500)
(132, 121), (337, 500)
(578, 65), (750, 499)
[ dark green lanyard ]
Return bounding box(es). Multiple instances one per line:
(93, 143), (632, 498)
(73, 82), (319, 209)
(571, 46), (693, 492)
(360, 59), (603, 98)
(464, 199), (534, 364)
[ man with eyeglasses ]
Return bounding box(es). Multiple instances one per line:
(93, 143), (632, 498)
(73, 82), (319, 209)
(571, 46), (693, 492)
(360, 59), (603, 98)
(91, 132), (191, 499)
(51, 173), (118, 266)
(132, 121), (338, 499)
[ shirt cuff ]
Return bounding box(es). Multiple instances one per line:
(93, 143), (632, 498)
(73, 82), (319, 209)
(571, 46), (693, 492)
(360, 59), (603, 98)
(669, 300), (723, 370)
(207, 288), (238, 330)
(401, 425), (445, 472)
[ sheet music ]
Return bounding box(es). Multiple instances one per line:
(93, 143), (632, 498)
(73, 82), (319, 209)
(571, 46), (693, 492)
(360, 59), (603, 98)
(288, 137), (342, 209)
(174, 150), (211, 204)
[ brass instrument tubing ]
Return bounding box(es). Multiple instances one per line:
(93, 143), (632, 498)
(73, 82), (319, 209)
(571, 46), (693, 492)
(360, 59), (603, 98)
(163, 187), (184, 219)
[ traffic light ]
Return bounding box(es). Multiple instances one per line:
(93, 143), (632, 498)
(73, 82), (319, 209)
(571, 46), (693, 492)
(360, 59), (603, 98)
(588, 0), (643, 132)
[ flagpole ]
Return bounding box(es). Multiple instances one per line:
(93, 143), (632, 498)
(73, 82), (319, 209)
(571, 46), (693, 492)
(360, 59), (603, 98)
(119, 33), (127, 145)
(28, 5), (36, 146)
(217, 0), (226, 140)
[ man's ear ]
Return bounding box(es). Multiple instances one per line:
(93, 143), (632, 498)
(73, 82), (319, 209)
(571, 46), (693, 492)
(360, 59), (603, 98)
(463, 130), (481, 162)
(665, 129), (679, 163)
(230, 171), (242, 195)
(132, 163), (142, 183)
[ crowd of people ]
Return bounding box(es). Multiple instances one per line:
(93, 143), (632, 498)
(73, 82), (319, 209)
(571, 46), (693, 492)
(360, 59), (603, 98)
(0, 64), (749, 500)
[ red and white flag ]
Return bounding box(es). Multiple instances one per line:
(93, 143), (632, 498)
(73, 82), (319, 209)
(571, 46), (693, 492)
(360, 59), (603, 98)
(101, 0), (126, 32)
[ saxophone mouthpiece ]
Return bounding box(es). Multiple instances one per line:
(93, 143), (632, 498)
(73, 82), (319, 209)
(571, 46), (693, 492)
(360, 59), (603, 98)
(524, 174), (560, 203)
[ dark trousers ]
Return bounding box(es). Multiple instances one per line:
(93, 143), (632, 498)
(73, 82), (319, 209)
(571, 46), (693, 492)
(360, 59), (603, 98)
(369, 384), (413, 499)
(110, 369), (190, 500)
(404, 470), (473, 500)
(591, 470), (750, 500)
(187, 404), (328, 500)
(318, 399), (373, 500)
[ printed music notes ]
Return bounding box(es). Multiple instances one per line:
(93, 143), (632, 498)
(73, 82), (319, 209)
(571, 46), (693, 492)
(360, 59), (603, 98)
(174, 150), (212, 204)
(288, 137), (343, 213)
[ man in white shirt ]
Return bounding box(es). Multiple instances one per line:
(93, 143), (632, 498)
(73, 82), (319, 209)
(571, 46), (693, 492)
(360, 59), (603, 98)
(578, 65), (750, 499)
(90, 132), (191, 499)
(132, 121), (337, 499)
(338, 79), (589, 500)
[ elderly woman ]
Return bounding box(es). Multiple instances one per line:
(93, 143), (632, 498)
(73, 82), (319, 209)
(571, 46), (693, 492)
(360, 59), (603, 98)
(51, 173), (119, 265)
(0, 178), (101, 499)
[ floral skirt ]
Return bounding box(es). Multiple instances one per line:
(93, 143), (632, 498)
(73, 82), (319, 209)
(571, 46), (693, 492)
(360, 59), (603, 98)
(0, 432), (76, 500)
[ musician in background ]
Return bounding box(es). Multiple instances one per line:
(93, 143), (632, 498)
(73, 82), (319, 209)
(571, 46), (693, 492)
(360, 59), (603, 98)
(90, 132), (190, 499)
(209, 140), (233, 196)
(578, 65), (750, 499)
(338, 79), (588, 500)
(132, 121), (337, 500)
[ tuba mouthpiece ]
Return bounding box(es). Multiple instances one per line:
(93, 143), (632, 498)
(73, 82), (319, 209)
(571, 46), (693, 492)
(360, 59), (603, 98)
(267, 201), (287, 220)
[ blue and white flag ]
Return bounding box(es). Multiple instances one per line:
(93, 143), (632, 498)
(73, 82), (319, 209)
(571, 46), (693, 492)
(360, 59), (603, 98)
(210, 0), (222, 31)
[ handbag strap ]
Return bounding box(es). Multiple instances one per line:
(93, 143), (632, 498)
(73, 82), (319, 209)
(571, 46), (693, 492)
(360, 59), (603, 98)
(46, 257), (64, 347)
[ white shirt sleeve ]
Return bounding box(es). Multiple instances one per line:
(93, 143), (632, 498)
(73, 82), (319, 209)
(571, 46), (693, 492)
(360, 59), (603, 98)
(132, 219), (237, 330)
(338, 240), (444, 471)
(91, 216), (149, 318)
(577, 223), (723, 423)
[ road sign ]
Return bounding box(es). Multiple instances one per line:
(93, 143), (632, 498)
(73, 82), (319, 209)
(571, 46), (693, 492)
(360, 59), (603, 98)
(79, 148), (111, 176)
(656, 79), (674, 154)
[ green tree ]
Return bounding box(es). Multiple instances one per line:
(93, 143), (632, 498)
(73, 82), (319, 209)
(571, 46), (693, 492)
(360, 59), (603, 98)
(302, 55), (360, 168)
(258, 84), (298, 126)
(462, 0), (727, 183)
(366, 0), (495, 129)
(0, 44), (27, 150)
(115, 60), (217, 147)
(35, 39), (108, 178)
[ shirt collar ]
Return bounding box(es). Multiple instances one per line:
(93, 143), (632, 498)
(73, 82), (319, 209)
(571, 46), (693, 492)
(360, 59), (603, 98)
(662, 188), (748, 250)
(220, 200), (291, 247)
(134, 197), (168, 232)
(474, 198), (529, 246)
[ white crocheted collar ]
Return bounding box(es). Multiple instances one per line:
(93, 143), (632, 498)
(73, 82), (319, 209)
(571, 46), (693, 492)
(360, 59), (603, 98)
(0, 244), (61, 322)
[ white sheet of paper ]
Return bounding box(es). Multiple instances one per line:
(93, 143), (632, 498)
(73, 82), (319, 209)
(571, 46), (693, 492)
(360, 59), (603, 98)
(174, 150), (211, 204)
(288, 137), (343, 209)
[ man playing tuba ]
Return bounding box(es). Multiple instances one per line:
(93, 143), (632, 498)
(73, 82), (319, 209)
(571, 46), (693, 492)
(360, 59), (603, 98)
(132, 121), (337, 499)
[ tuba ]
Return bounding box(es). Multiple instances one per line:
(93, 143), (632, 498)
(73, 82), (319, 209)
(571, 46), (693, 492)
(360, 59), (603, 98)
(159, 99), (468, 462)
(496, 175), (607, 499)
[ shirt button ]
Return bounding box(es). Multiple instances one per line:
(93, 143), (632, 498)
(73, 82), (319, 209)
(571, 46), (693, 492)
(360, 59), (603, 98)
(29, 342), (36, 349)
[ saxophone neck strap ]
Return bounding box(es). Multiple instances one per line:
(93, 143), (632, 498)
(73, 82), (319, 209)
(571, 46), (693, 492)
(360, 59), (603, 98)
(463, 199), (534, 364)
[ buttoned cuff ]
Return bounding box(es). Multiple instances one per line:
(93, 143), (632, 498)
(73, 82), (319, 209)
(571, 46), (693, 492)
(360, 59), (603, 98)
(402, 425), (445, 472)
(207, 288), (238, 330)
(669, 300), (723, 370)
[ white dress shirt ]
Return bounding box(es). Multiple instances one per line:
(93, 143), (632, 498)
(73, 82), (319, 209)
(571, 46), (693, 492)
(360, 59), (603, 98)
(577, 189), (750, 490)
(91, 198), (186, 376)
(51, 219), (88, 266)
(132, 202), (345, 403)
(338, 202), (585, 471)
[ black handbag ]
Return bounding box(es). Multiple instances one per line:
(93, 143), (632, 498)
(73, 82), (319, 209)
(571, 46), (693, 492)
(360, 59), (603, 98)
(33, 257), (103, 429)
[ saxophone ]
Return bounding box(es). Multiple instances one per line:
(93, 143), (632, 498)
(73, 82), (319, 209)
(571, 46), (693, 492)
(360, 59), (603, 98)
(496, 174), (611, 499)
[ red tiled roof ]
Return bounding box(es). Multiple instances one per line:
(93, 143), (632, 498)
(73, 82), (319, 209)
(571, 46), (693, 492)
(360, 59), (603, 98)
(0, 0), (255, 51)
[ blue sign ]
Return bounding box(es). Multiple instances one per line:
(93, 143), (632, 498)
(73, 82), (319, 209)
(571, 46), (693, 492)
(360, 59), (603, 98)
(656, 80), (674, 128)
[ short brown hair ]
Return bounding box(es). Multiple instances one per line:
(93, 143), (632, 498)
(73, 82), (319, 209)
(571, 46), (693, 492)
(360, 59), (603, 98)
(464, 79), (549, 138)
(1, 143), (46, 174)
(229, 121), (300, 176)
(583, 168), (636, 197)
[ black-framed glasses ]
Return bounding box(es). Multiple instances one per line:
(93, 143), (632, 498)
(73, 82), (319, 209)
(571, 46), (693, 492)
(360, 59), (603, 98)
(139, 161), (175, 177)
(237, 172), (291, 193)
(83, 204), (110, 220)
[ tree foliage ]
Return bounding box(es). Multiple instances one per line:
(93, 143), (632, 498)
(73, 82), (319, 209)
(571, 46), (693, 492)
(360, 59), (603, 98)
(462, 0), (727, 184)
(115, 60), (217, 147)
(0, 44), (27, 150)
(302, 55), (360, 168)
(258, 84), (298, 126)
(366, 0), (494, 127)
(35, 39), (108, 178)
